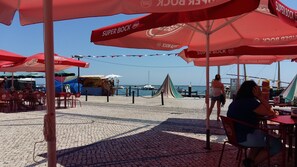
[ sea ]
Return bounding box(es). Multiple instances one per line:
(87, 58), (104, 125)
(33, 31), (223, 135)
(116, 85), (207, 97)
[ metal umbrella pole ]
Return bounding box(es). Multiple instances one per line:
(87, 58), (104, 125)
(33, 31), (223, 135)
(72, 55), (84, 93)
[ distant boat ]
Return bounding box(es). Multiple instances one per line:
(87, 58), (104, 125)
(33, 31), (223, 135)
(117, 85), (125, 89)
(143, 84), (155, 90)
(143, 71), (155, 90)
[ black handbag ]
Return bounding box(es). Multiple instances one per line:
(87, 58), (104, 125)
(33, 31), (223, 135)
(220, 94), (226, 106)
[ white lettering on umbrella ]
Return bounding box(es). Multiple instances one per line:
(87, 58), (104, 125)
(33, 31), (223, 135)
(146, 24), (184, 37)
(101, 22), (139, 37)
(102, 29), (117, 37)
(196, 49), (228, 55)
(157, 42), (179, 49)
(275, 1), (296, 21)
(141, 0), (153, 8)
(156, 0), (216, 7)
(25, 59), (38, 66)
(255, 35), (297, 43)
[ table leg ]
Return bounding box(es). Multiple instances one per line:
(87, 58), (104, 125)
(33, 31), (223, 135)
(293, 124), (297, 166)
(64, 96), (66, 108)
(280, 125), (286, 167)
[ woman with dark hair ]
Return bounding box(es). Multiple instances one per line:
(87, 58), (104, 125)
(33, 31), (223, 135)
(208, 74), (225, 121)
(227, 80), (281, 167)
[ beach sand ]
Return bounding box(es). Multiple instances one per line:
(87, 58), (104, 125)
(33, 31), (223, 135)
(0, 96), (284, 166)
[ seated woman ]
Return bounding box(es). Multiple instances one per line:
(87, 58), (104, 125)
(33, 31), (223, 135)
(227, 80), (282, 167)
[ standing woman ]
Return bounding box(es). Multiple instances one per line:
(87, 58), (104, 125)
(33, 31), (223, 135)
(208, 74), (225, 121)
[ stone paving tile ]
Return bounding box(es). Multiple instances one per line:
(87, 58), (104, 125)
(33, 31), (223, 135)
(0, 96), (291, 166)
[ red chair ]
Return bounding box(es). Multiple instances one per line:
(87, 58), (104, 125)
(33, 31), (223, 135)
(218, 116), (271, 167)
(55, 92), (66, 108)
(73, 92), (81, 107)
(0, 92), (12, 112)
(56, 92), (72, 108)
(64, 92), (72, 107)
(13, 91), (26, 111)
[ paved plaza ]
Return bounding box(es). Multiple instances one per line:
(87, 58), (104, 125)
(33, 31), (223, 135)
(0, 96), (287, 166)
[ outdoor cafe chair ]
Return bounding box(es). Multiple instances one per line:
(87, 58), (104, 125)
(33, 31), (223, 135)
(13, 91), (27, 111)
(73, 92), (81, 107)
(33, 91), (46, 105)
(218, 116), (271, 167)
(55, 92), (73, 108)
(0, 92), (12, 112)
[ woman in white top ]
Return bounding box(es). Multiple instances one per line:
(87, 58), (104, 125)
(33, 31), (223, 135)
(208, 74), (225, 121)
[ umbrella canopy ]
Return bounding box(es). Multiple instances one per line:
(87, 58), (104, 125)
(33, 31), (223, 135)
(91, 0), (297, 51)
(0, 53), (89, 72)
(280, 74), (297, 102)
(179, 46), (297, 66)
(0, 49), (26, 62)
(91, 0), (260, 43)
(0, 0), (230, 26)
(268, 0), (297, 28)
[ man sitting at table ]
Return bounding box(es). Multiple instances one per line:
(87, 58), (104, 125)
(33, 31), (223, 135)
(227, 80), (282, 167)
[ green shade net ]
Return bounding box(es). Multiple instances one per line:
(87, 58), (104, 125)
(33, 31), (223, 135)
(153, 74), (183, 98)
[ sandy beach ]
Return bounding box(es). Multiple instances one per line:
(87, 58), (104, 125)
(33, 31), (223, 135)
(0, 96), (284, 167)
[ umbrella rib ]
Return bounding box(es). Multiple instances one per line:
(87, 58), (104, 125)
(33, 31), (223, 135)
(210, 14), (245, 34)
(186, 23), (205, 34)
(226, 18), (244, 39)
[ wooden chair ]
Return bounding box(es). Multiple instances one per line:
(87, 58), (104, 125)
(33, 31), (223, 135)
(218, 116), (271, 167)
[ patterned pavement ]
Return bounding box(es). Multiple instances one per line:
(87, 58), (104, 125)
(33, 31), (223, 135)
(0, 96), (291, 166)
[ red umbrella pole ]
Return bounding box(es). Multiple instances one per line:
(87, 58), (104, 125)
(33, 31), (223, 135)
(43, 0), (57, 166)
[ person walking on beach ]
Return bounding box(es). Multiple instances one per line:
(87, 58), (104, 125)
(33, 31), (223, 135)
(208, 74), (225, 121)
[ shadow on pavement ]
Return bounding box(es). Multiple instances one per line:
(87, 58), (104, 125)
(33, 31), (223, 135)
(34, 118), (282, 167)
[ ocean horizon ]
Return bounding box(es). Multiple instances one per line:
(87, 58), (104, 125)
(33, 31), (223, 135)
(116, 85), (207, 97)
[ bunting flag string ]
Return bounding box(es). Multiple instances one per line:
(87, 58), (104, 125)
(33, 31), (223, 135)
(72, 53), (179, 59)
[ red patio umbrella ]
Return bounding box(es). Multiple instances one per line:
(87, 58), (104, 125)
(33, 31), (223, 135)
(91, 1), (297, 51)
(268, 0), (297, 28)
(91, 0), (297, 149)
(0, 49), (26, 62)
(91, 0), (260, 42)
(0, 0), (231, 26)
(179, 45), (297, 66)
(182, 45), (297, 58)
(0, 53), (89, 72)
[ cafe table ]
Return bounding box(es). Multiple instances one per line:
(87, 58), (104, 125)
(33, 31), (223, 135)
(269, 115), (297, 167)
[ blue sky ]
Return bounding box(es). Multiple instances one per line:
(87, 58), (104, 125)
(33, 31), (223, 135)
(0, 1), (296, 87)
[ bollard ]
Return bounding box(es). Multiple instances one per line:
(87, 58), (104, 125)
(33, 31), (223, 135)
(151, 90), (154, 96)
(132, 91), (135, 104)
(129, 86), (132, 96)
(126, 88), (128, 97)
(161, 91), (164, 105)
(85, 90), (88, 101)
(107, 91), (109, 102)
(188, 85), (192, 97)
(137, 89), (139, 97)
